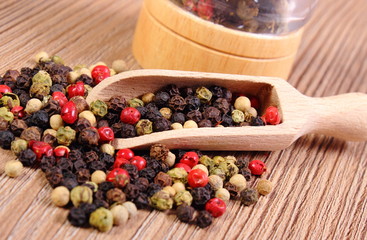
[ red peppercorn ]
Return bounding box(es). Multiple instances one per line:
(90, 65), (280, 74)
(61, 101), (78, 124)
(249, 96), (260, 110)
(113, 156), (130, 169)
(106, 168), (130, 188)
(98, 127), (114, 142)
(174, 163), (192, 173)
(54, 146), (70, 159)
(67, 81), (85, 98)
(11, 106), (25, 119)
(30, 141), (53, 160)
(52, 92), (68, 108)
(130, 156), (147, 170)
(0, 85), (12, 98)
(91, 65), (110, 85)
(120, 107), (141, 125)
(180, 152), (199, 168)
(116, 148), (134, 160)
(187, 169), (208, 188)
(205, 198), (226, 218)
(248, 160), (267, 175)
(197, 0), (213, 20)
(262, 106), (281, 125)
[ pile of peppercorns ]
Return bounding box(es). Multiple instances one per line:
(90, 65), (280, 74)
(0, 52), (274, 232)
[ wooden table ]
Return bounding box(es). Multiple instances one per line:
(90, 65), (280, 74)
(0, 0), (366, 239)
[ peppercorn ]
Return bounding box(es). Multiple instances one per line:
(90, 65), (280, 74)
(122, 201), (138, 219)
(51, 186), (70, 207)
(0, 107), (14, 122)
(250, 116), (265, 126)
(5, 160), (23, 177)
(18, 149), (37, 166)
(174, 190), (193, 206)
(171, 122), (183, 130)
(122, 163), (139, 181)
(89, 207), (113, 232)
(248, 160), (267, 175)
(196, 87), (212, 103)
(128, 98), (144, 108)
(68, 207), (88, 227)
(75, 168), (90, 184)
(153, 172), (173, 187)
(262, 106), (281, 125)
(50, 83), (66, 94)
(110, 205), (129, 226)
(135, 177), (149, 192)
(76, 74), (93, 86)
(43, 99), (60, 116)
(167, 167), (188, 183)
(0, 116), (9, 130)
(10, 139), (28, 155)
(196, 210), (213, 228)
(198, 119), (212, 128)
(153, 117), (171, 132)
(149, 143), (169, 162)
(79, 110), (97, 127)
(90, 170), (106, 184)
(70, 186), (93, 207)
(135, 119), (153, 136)
(183, 120), (198, 128)
(176, 204), (195, 223)
(45, 168), (64, 188)
(208, 175), (223, 191)
(150, 190), (173, 211)
(171, 112), (186, 125)
(240, 188), (259, 206)
(154, 91), (170, 107)
(98, 181), (115, 193)
(90, 100), (108, 117)
(191, 187), (211, 208)
(184, 95), (200, 112)
(257, 179), (273, 196)
(56, 126), (76, 146)
(78, 127), (99, 146)
(231, 109), (245, 123)
(70, 96), (88, 113)
(106, 96), (127, 113)
(106, 188), (126, 204)
(123, 183), (140, 200)
(203, 107), (222, 124)
(147, 183), (162, 197)
(186, 110), (202, 123)
(215, 188), (230, 202)
(134, 193), (150, 209)
(26, 110), (49, 129)
(229, 174), (247, 192)
(0, 130), (15, 149)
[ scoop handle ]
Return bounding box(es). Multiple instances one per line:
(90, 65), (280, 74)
(308, 92), (367, 141)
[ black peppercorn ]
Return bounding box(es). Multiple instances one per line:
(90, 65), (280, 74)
(93, 199), (109, 209)
(40, 155), (56, 172)
(239, 168), (252, 181)
(78, 127), (100, 145)
(221, 114), (233, 127)
(107, 96), (127, 113)
(240, 188), (259, 206)
(19, 149), (37, 167)
(50, 83), (65, 94)
(168, 95), (186, 111)
(120, 123), (137, 138)
(154, 91), (170, 107)
(79, 203), (97, 218)
(191, 187), (211, 209)
(57, 158), (74, 171)
(136, 106), (148, 118)
(198, 119), (212, 128)
(61, 177), (79, 190)
(186, 110), (203, 123)
(154, 172), (172, 187)
(213, 98), (230, 114)
(176, 204), (195, 223)
(3, 70), (20, 82)
(89, 161), (106, 173)
(99, 153), (114, 170)
(97, 120), (109, 128)
(103, 112), (120, 126)
(185, 95), (201, 112)
(98, 181), (115, 193)
(16, 74), (31, 90)
(20, 67), (36, 77)
(165, 84), (181, 96)
(45, 168), (64, 188)
(123, 183), (140, 200)
(122, 164), (139, 182)
(106, 188), (126, 204)
(43, 99), (60, 116)
(139, 167), (156, 181)
(0, 130), (15, 149)
(133, 193), (150, 210)
(203, 107), (222, 124)
(209, 85), (225, 99)
(76, 168), (91, 184)
(76, 74), (94, 86)
(68, 207), (88, 227)
(171, 112), (186, 125)
(146, 158), (162, 173)
(196, 210), (213, 228)
(51, 75), (68, 87)
(135, 177), (150, 192)
(180, 87), (193, 97)
(10, 119), (28, 136)
(69, 149), (83, 162)
(250, 116), (265, 126)
(18, 92), (30, 107)
(153, 117), (171, 132)
(27, 110), (49, 129)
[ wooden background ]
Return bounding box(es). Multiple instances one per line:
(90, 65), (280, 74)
(0, 0), (367, 239)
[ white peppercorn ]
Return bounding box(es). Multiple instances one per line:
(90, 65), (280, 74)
(257, 179), (273, 196)
(5, 160), (23, 177)
(112, 59), (128, 73)
(110, 205), (129, 226)
(234, 96), (251, 112)
(100, 143), (115, 156)
(248, 107), (258, 118)
(109, 68), (116, 76)
(171, 122), (183, 130)
(50, 114), (64, 130)
(91, 170), (107, 184)
(183, 120), (198, 128)
(67, 71), (80, 84)
(229, 174), (247, 192)
(215, 188), (230, 201)
(51, 186), (70, 207)
(43, 129), (57, 137)
(11, 139), (28, 155)
(79, 110), (96, 127)
(164, 151), (176, 167)
(172, 182), (185, 193)
(34, 51), (49, 63)
(192, 164), (209, 176)
(25, 98), (43, 114)
(208, 175), (223, 191)
(122, 201), (138, 219)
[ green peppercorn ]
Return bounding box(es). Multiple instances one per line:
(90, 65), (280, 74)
(174, 190), (193, 206)
(257, 179), (273, 196)
(32, 70), (52, 86)
(150, 190), (173, 211)
(56, 126), (76, 146)
(196, 86), (212, 103)
(232, 110), (245, 123)
(135, 119), (153, 136)
(199, 155), (214, 168)
(0, 107), (14, 122)
(167, 168), (188, 183)
(70, 186), (93, 207)
(224, 155), (237, 163)
(209, 167), (226, 180)
(218, 161), (239, 179)
(89, 207), (113, 232)
(0, 93), (20, 109)
(128, 98), (144, 108)
(159, 107), (172, 120)
(240, 188), (258, 206)
(51, 55), (65, 65)
(90, 100), (108, 117)
(30, 83), (51, 99)
(213, 156), (225, 165)
(11, 139), (28, 155)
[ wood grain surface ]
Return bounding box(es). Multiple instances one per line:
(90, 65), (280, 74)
(0, 0), (366, 239)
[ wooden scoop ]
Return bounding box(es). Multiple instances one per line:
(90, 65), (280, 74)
(86, 69), (367, 151)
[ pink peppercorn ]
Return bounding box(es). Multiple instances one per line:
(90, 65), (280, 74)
(205, 198), (226, 218)
(248, 160), (267, 175)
